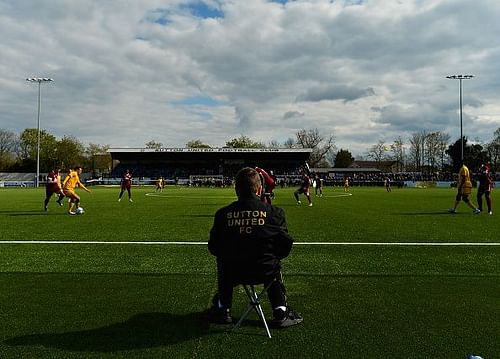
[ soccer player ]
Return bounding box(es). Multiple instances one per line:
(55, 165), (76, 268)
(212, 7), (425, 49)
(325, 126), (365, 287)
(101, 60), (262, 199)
(314, 173), (323, 197)
(62, 165), (91, 215)
(476, 163), (493, 215)
(448, 163), (480, 214)
(155, 176), (165, 192)
(343, 177), (350, 192)
(294, 170), (312, 206)
(255, 167), (276, 204)
(118, 169), (133, 202)
(384, 176), (392, 192)
(44, 167), (65, 211)
(207, 167), (303, 328)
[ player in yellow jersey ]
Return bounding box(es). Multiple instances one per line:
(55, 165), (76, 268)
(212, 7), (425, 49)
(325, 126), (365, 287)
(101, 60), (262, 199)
(343, 177), (350, 192)
(155, 176), (165, 192)
(448, 163), (480, 214)
(62, 166), (91, 215)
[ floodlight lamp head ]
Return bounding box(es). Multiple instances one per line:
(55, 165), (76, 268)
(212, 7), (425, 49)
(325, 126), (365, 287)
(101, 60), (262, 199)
(26, 77), (54, 82)
(446, 75), (474, 80)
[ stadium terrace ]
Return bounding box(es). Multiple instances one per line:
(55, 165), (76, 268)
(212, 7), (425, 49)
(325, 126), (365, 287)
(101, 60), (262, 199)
(108, 147), (313, 179)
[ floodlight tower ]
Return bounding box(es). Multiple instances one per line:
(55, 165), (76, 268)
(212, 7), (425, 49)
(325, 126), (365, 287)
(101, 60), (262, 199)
(446, 74), (474, 163)
(26, 77), (53, 187)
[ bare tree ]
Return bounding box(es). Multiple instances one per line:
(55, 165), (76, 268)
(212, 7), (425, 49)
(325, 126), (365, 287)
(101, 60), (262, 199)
(367, 140), (388, 168)
(436, 132), (450, 171)
(283, 137), (295, 149)
(0, 129), (18, 170)
(408, 131), (426, 172)
(487, 127), (500, 171)
(295, 128), (335, 167)
(390, 137), (404, 172)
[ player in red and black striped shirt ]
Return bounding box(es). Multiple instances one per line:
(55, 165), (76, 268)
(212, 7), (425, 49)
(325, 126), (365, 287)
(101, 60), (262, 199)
(118, 169), (133, 202)
(255, 167), (276, 204)
(294, 170), (312, 206)
(44, 167), (64, 211)
(476, 164), (493, 215)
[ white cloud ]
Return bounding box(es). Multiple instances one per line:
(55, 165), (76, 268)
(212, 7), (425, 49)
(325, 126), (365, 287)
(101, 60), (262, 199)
(1, 0), (500, 157)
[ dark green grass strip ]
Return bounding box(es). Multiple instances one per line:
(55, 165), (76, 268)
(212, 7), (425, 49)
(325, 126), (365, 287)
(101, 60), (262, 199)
(0, 245), (498, 358)
(0, 273), (498, 358)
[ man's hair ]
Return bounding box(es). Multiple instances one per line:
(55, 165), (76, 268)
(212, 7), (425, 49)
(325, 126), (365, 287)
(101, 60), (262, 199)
(235, 167), (261, 197)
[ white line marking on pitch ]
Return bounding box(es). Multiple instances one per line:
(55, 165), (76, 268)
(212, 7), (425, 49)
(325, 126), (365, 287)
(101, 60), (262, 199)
(322, 193), (353, 198)
(1, 241), (499, 246)
(145, 193), (236, 199)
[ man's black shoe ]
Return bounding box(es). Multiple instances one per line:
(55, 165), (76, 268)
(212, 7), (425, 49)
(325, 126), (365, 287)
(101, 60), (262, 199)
(206, 306), (233, 324)
(271, 308), (303, 328)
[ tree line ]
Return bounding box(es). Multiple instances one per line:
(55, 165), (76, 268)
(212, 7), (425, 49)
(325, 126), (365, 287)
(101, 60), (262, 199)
(0, 128), (335, 174)
(2, 126), (499, 175)
(0, 128), (111, 175)
(363, 129), (500, 173)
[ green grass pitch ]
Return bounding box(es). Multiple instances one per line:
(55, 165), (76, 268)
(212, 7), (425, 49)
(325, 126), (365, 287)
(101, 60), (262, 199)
(0, 185), (499, 358)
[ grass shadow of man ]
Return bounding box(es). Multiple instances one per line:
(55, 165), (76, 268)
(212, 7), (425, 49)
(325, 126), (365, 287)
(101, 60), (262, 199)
(5, 311), (209, 353)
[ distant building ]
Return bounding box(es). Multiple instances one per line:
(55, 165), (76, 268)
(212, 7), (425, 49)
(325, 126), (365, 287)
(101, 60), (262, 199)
(350, 160), (403, 173)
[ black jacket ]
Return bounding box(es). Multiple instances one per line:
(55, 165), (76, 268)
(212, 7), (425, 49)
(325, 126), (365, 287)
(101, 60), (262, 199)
(209, 194), (293, 277)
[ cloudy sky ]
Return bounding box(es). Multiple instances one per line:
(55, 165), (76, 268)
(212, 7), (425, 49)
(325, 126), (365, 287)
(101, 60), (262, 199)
(1, 0), (500, 156)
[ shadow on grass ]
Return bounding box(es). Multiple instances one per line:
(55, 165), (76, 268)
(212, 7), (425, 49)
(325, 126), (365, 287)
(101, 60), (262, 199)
(5, 311), (210, 352)
(0, 210), (55, 216)
(397, 211), (457, 216)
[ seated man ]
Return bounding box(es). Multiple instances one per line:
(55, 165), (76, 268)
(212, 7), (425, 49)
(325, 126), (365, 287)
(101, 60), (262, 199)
(208, 167), (303, 328)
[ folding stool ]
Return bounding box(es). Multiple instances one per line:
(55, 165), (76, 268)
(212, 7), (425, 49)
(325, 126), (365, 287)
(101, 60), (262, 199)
(232, 282), (274, 338)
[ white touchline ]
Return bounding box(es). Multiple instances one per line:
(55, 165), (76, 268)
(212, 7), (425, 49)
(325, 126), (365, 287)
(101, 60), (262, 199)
(0, 241), (499, 246)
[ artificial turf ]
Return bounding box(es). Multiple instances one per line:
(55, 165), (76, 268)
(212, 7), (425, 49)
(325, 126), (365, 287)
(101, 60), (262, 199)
(0, 186), (498, 358)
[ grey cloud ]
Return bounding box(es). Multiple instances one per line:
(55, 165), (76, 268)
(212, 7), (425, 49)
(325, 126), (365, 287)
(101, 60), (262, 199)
(283, 111), (305, 120)
(2, 0), (500, 155)
(296, 85), (375, 103)
(235, 105), (252, 130)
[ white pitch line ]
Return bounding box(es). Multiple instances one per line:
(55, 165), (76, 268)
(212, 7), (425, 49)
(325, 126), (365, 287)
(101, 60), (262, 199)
(322, 193), (353, 198)
(0, 241), (499, 246)
(145, 193), (236, 199)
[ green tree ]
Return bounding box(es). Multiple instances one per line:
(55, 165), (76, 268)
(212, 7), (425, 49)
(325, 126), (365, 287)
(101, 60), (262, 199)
(446, 137), (489, 172)
(186, 139), (211, 148)
(86, 143), (111, 176)
(18, 128), (57, 172)
(334, 149), (354, 168)
(225, 135), (264, 148)
(56, 135), (86, 171)
(145, 140), (163, 150)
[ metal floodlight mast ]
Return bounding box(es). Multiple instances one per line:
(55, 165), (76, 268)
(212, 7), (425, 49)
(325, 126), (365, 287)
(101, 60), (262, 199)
(26, 77), (54, 187)
(446, 75), (474, 164)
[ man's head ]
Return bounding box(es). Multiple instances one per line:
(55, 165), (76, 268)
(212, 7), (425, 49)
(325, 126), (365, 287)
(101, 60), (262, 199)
(235, 167), (262, 197)
(73, 166), (83, 174)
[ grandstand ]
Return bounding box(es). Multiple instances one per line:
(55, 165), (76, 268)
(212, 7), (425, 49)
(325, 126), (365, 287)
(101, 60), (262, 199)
(108, 147), (313, 180)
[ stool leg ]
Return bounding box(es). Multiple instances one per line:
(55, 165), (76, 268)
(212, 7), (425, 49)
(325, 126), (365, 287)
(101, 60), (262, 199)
(249, 285), (272, 339)
(232, 284), (272, 338)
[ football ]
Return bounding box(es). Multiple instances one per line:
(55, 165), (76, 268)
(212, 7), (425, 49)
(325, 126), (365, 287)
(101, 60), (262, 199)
(75, 207), (85, 215)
